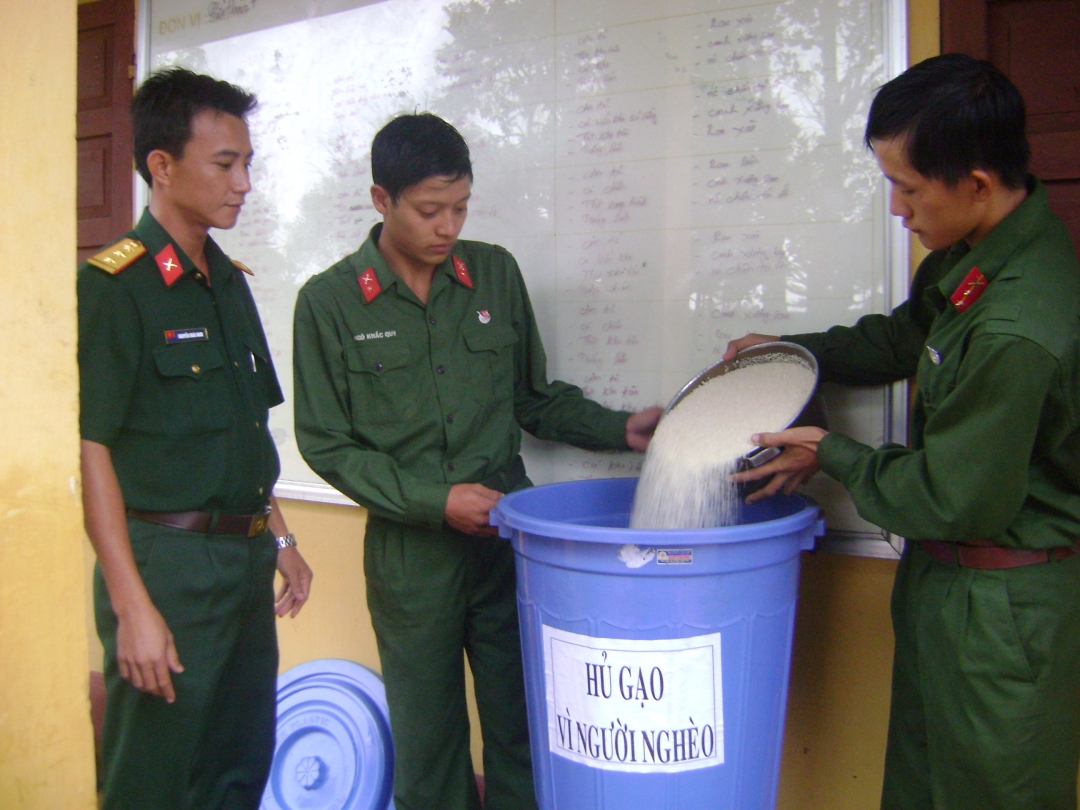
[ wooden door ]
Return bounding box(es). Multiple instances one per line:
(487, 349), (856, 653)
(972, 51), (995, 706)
(77, 0), (135, 263)
(942, 0), (1080, 258)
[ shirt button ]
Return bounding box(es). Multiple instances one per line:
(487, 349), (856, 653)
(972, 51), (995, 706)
(374, 362), (383, 371)
(194, 272), (203, 281)
(234, 361), (240, 368)
(428, 315), (437, 325)
(436, 365), (445, 374)
(447, 462), (456, 472)
(446, 414), (455, 424)
(191, 364), (201, 374)
(254, 421), (261, 429)
(258, 487), (264, 495)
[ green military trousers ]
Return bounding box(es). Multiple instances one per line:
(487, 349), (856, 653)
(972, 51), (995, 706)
(95, 519), (279, 810)
(882, 541), (1080, 810)
(364, 516), (538, 810)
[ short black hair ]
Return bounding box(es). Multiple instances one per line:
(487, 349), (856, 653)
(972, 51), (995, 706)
(371, 113), (472, 201)
(131, 68), (257, 186)
(865, 53), (1029, 189)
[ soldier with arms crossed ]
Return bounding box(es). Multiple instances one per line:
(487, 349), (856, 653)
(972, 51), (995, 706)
(728, 55), (1080, 810)
(79, 68), (313, 809)
(293, 113), (661, 810)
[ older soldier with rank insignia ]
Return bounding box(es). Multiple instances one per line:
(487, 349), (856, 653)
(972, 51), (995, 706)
(292, 113), (662, 810)
(727, 55), (1080, 810)
(79, 68), (313, 809)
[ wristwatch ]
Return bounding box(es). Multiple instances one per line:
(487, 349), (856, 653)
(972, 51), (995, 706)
(276, 533), (297, 550)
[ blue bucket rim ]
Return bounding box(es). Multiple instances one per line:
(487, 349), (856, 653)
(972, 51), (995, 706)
(491, 477), (824, 545)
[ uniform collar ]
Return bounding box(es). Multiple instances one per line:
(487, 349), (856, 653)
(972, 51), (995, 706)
(936, 176), (1048, 307)
(133, 209), (235, 287)
(353, 222), (474, 303)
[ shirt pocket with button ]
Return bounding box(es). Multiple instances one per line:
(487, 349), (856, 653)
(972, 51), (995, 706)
(132, 343), (231, 435)
(463, 324), (518, 402)
(345, 340), (418, 425)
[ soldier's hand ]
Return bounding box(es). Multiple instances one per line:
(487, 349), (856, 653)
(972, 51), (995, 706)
(626, 406), (663, 452)
(445, 483), (503, 537)
(722, 333), (779, 361)
(732, 426), (827, 504)
(276, 546), (313, 618)
(115, 600), (184, 703)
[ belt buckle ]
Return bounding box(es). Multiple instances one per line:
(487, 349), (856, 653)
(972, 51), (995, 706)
(248, 504), (272, 537)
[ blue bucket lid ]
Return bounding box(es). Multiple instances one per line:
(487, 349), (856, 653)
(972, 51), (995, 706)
(261, 659), (395, 810)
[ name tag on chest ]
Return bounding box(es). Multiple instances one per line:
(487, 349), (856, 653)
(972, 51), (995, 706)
(164, 327), (210, 344)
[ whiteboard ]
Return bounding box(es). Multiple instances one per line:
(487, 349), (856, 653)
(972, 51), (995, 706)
(141, 0), (908, 551)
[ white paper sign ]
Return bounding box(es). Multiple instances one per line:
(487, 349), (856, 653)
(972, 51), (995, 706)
(542, 626), (724, 773)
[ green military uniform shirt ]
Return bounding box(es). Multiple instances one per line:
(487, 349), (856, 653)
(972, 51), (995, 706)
(784, 180), (1080, 548)
(293, 223), (630, 522)
(78, 209), (283, 512)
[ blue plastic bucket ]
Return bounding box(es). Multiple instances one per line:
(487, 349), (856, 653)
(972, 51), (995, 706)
(490, 477), (823, 810)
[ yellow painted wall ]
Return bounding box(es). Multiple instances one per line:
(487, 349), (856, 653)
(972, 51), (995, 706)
(0, 1), (98, 807)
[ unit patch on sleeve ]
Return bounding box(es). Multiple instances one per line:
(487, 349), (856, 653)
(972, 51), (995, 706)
(87, 238), (146, 275)
(164, 327), (210, 344)
(950, 266), (988, 313)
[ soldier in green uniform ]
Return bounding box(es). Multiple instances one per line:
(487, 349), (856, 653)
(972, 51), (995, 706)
(293, 113), (661, 810)
(727, 55), (1080, 809)
(79, 69), (313, 809)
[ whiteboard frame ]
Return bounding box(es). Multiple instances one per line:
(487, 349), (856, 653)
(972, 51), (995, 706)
(135, 0), (911, 557)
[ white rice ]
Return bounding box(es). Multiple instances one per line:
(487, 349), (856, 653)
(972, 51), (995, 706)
(630, 357), (816, 529)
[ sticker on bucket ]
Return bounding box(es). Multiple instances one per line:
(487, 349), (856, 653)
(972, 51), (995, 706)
(542, 626), (723, 773)
(657, 549), (693, 565)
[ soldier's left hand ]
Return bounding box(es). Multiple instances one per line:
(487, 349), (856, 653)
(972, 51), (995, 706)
(275, 546), (313, 618)
(732, 426), (827, 503)
(626, 406), (663, 451)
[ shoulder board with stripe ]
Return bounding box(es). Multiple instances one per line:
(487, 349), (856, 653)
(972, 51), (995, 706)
(232, 259), (254, 276)
(87, 238), (146, 275)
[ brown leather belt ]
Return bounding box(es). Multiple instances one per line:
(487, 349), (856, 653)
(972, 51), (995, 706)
(919, 538), (1077, 570)
(127, 506), (272, 537)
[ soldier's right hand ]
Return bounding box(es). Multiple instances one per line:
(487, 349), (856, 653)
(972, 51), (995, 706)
(115, 601), (184, 703)
(445, 483), (503, 537)
(722, 333), (779, 361)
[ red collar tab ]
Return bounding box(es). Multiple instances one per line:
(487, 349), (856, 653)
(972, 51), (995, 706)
(155, 244), (184, 287)
(950, 266), (988, 313)
(452, 256), (473, 289)
(358, 267), (383, 303)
